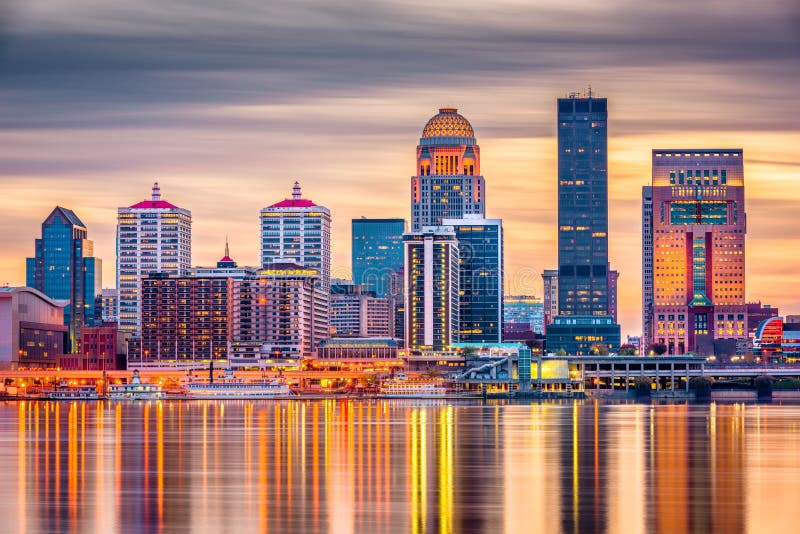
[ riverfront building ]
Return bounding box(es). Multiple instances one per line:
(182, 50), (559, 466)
(0, 287), (67, 368)
(753, 317), (800, 362)
(351, 218), (405, 299)
(260, 182), (330, 343)
(646, 149), (747, 355)
(117, 183), (192, 335)
(545, 316), (621, 355)
(411, 108), (485, 231)
(316, 337), (401, 363)
(443, 215), (503, 343)
(26, 206), (101, 353)
(403, 227), (460, 351)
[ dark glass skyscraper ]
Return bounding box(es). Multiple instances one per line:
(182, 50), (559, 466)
(443, 216), (503, 343)
(351, 218), (405, 299)
(557, 94), (609, 316)
(26, 206), (101, 354)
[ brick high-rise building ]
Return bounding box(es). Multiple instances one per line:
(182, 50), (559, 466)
(130, 272), (231, 366)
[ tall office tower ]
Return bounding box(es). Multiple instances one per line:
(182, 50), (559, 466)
(351, 218), (405, 298)
(442, 215), (503, 343)
(608, 267), (619, 323)
(26, 206), (101, 353)
(260, 182), (331, 343)
(117, 182), (192, 335)
(130, 272), (231, 366)
(230, 263), (324, 362)
(556, 94), (610, 316)
(410, 108), (485, 231)
(403, 227), (460, 351)
(542, 269), (559, 330)
(649, 149), (747, 355)
(642, 186), (654, 347)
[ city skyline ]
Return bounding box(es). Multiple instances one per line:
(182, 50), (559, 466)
(1, 1), (799, 340)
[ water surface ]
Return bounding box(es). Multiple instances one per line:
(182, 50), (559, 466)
(0, 400), (797, 533)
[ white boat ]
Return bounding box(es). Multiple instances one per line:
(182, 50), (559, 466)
(378, 378), (448, 398)
(186, 371), (293, 399)
(108, 371), (165, 400)
(43, 381), (100, 400)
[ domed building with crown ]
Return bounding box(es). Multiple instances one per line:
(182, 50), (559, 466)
(411, 108), (486, 231)
(404, 108), (504, 349)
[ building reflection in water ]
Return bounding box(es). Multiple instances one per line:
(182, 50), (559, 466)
(2, 399), (799, 533)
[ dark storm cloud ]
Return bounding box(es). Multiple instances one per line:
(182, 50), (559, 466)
(0, 0), (798, 131)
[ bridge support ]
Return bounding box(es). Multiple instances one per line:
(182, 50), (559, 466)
(668, 364), (673, 390)
(610, 363), (615, 391)
(686, 363), (690, 392)
(625, 363), (630, 391)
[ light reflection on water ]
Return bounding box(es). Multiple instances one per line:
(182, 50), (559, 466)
(0, 400), (798, 533)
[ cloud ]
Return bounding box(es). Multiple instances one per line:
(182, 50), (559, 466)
(0, 0), (798, 337)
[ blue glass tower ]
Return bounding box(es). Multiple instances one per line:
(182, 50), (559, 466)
(351, 218), (405, 299)
(443, 216), (503, 343)
(26, 206), (101, 354)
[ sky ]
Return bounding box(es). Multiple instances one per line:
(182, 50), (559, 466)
(0, 0), (798, 338)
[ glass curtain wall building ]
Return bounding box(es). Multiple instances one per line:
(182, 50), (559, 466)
(26, 206), (101, 353)
(351, 218), (405, 299)
(443, 216), (503, 343)
(556, 94), (609, 316)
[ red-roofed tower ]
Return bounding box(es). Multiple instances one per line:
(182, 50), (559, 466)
(260, 182), (331, 351)
(116, 182), (192, 335)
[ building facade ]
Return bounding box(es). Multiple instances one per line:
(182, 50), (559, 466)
(542, 269), (559, 330)
(100, 288), (119, 324)
(260, 182), (330, 342)
(352, 218), (405, 299)
(26, 206), (101, 353)
(63, 322), (125, 370)
(556, 94), (610, 316)
(403, 227), (460, 351)
(503, 295), (544, 336)
(411, 108), (485, 231)
(0, 287), (67, 368)
(316, 337), (400, 363)
(130, 272), (231, 366)
(753, 317), (800, 362)
(642, 185), (654, 347)
(608, 267), (619, 323)
(443, 216), (503, 343)
(648, 150), (747, 355)
(117, 183), (192, 335)
(330, 283), (394, 338)
(545, 316), (621, 355)
(230, 263), (324, 363)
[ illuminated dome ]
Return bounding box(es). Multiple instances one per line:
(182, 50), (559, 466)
(422, 108), (474, 139)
